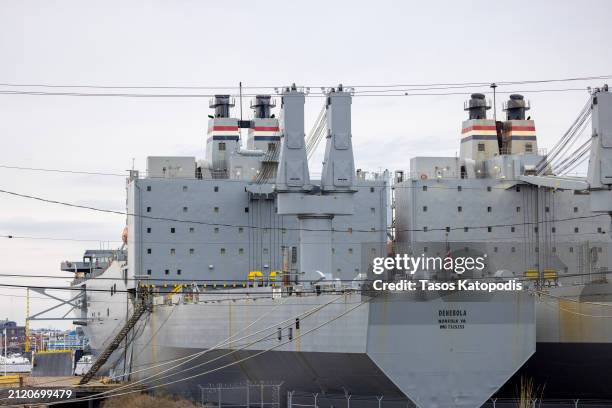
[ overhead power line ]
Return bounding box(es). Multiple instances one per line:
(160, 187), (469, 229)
(0, 74), (609, 90)
(0, 270), (608, 285)
(0, 87), (594, 98)
(0, 164), (125, 177)
(0, 188), (606, 234)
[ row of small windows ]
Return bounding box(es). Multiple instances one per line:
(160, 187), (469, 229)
(422, 226), (595, 233)
(147, 247), (358, 255)
(422, 185), (528, 193)
(422, 205), (580, 213)
(146, 185), (220, 193)
(146, 206), (377, 215)
(145, 226), (290, 234)
(144, 225), (377, 235)
(146, 269), (182, 275)
(146, 185), (376, 194)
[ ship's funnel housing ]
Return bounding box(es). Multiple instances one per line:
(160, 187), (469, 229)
(247, 95), (281, 151)
(464, 93), (491, 120)
(503, 94), (530, 120)
(209, 95), (235, 118)
(205, 95), (240, 176)
(501, 94), (537, 155)
(460, 94), (497, 163)
(250, 95), (276, 119)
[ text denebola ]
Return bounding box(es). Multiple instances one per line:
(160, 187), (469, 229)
(372, 279), (523, 292)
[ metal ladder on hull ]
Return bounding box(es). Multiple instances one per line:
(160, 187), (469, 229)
(78, 295), (148, 385)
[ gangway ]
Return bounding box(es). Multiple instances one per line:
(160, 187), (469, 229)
(78, 295), (149, 385)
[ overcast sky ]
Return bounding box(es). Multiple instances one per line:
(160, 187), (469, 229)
(1, 0), (611, 328)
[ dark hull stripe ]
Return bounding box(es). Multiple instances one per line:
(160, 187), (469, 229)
(496, 342), (612, 399)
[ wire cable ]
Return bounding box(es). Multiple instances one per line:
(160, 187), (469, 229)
(16, 295), (370, 407)
(0, 188), (605, 234)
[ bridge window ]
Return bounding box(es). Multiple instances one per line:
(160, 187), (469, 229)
(525, 143), (533, 153)
(478, 143), (485, 152)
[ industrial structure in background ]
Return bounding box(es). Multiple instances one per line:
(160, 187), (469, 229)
(23, 84), (612, 407)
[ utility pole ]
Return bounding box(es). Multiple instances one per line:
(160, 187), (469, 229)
(3, 327), (7, 376)
(25, 288), (30, 354)
(239, 81), (243, 121)
(490, 83), (498, 121)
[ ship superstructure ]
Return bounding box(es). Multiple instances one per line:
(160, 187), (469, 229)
(394, 88), (612, 398)
(65, 85), (539, 408)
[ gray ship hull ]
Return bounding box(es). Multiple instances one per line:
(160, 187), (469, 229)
(79, 264), (535, 408)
